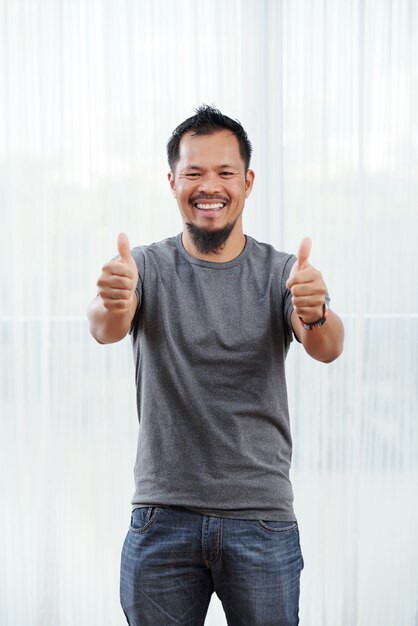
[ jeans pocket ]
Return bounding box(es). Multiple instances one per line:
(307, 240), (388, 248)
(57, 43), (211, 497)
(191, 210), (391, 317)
(257, 520), (298, 533)
(129, 506), (160, 533)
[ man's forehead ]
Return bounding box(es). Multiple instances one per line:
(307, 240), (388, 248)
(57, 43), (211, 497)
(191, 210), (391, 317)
(178, 130), (242, 163)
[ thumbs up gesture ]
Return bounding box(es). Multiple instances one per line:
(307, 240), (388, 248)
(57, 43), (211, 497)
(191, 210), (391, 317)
(96, 233), (138, 313)
(286, 237), (327, 324)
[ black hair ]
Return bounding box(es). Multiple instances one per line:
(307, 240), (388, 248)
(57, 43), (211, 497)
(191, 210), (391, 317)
(167, 104), (252, 173)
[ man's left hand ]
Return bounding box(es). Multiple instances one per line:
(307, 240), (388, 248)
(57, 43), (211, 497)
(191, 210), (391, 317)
(286, 237), (327, 324)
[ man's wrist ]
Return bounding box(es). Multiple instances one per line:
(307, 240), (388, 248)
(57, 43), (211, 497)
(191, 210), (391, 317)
(298, 296), (330, 330)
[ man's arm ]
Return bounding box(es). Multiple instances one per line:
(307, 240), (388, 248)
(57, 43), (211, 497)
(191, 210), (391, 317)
(291, 308), (344, 363)
(286, 237), (344, 363)
(87, 233), (139, 344)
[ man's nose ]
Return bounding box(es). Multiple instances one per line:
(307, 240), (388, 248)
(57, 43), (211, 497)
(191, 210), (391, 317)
(196, 173), (221, 193)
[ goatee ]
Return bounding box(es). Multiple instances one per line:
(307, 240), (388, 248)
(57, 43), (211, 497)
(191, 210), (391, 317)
(185, 220), (237, 255)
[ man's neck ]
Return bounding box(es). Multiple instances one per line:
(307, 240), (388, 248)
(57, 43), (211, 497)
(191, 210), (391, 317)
(181, 228), (247, 263)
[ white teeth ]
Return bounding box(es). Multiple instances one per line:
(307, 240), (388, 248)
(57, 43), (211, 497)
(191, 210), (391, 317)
(195, 203), (225, 209)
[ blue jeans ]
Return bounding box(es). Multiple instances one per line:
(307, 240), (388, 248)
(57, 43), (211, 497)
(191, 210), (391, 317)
(120, 505), (304, 625)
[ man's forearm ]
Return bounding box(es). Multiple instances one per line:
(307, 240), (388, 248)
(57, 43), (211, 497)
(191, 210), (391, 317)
(87, 295), (136, 344)
(292, 309), (344, 363)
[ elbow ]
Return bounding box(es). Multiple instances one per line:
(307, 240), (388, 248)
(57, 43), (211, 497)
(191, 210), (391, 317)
(88, 326), (118, 344)
(87, 300), (108, 344)
(88, 325), (106, 344)
(321, 341), (344, 363)
(321, 320), (345, 363)
(89, 326), (127, 345)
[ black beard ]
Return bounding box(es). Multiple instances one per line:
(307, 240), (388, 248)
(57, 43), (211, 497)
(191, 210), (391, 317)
(185, 220), (237, 255)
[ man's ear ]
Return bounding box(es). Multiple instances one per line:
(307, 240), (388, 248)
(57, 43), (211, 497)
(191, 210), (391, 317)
(168, 171), (176, 197)
(245, 169), (255, 198)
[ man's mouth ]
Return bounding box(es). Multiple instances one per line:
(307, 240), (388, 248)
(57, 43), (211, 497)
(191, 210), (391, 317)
(192, 201), (226, 211)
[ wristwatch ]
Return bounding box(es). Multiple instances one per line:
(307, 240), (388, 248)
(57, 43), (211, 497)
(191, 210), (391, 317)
(299, 295), (330, 330)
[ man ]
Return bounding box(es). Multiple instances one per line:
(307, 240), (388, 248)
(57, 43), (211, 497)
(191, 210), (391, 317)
(87, 105), (344, 626)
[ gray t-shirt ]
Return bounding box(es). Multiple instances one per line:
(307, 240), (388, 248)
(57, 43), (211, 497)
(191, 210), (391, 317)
(129, 233), (298, 520)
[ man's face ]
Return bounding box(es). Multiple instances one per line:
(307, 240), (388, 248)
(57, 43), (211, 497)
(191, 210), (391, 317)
(168, 130), (254, 242)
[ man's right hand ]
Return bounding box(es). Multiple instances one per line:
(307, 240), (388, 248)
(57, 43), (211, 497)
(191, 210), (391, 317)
(96, 233), (138, 313)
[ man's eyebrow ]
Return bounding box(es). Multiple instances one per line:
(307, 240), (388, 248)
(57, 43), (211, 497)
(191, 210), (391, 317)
(183, 164), (238, 170)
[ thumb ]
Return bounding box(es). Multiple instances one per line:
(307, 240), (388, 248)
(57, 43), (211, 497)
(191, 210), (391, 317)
(117, 232), (133, 263)
(296, 236), (312, 270)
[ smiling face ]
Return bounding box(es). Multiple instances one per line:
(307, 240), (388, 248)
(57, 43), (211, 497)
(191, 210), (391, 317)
(168, 130), (254, 256)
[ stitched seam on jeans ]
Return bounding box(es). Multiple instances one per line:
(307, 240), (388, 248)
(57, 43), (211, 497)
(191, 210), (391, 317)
(257, 521), (298, 533)
(129, 506), (161, 533)
(201, 517), (207, 565)
(213, 516), (223, 566)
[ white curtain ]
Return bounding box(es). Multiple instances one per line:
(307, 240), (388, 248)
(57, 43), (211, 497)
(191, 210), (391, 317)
(1, 1), (417, 624)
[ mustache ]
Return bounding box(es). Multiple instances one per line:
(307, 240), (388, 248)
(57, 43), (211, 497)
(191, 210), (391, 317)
(190, 193), (229, 204)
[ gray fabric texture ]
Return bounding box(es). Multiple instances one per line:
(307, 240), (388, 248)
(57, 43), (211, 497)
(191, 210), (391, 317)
(128, 233), (298, 520)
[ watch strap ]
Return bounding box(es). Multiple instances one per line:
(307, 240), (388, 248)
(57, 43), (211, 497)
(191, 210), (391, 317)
(298, 296), (330, 330)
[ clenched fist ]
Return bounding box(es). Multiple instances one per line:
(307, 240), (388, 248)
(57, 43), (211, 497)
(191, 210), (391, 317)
(286, 237), (327, 325)
(97, 233), (138, 313)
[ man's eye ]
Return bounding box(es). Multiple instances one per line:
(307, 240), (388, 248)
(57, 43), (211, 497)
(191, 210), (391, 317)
(186, 173), (200, 177)
(220, 172), (233, 176)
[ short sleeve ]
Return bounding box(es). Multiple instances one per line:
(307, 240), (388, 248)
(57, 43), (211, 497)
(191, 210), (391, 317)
(128, 247), (145, 336)
(281, 253), (302, 344)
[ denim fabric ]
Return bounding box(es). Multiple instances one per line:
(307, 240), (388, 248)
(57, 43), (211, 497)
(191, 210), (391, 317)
(120, 505), (304, 625)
